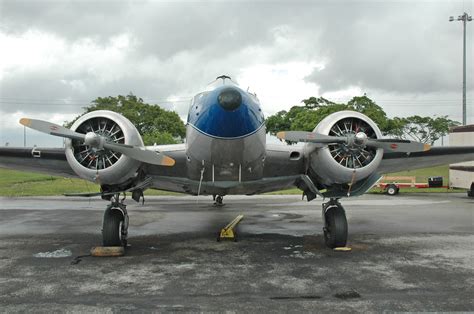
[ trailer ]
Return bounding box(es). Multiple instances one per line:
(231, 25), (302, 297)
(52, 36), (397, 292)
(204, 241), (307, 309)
(376, 176), (448, 195)
(449, 124), (474, 197)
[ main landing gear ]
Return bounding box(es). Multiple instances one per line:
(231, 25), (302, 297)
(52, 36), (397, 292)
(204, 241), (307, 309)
(102, 194), (129, 247)
(322, 198), (348, 248)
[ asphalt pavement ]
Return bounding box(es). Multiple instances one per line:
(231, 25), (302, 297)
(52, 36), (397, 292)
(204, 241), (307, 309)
(0, 193), (473, 312)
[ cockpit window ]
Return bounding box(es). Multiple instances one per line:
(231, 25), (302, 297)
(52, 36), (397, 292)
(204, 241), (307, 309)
(192, 92), (209, 107)
(187, 92), (209, 122)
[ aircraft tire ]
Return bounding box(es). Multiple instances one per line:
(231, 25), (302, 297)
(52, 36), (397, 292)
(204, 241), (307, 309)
(102, 207), (124, 246)
(468, 183), (474, 197)
(324, 206), (348, 248)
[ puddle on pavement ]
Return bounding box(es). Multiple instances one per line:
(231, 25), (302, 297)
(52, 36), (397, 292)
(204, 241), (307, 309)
(33, 248), (72, 258)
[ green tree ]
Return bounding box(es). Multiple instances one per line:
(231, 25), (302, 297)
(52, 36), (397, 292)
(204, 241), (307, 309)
(142, 131), (177, 145)
(291, 103), (348, 131)
(66, 94), (185, 145)
(347, 96), (392, 134)
(265, 95), (458, 145)
(302, 96), (337, 109)
(265, 97), (348, 135)
(392, 115), (459, 144)
(265, 110), (291, 134)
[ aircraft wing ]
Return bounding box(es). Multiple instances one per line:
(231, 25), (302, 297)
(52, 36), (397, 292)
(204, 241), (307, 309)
(377, 146), (474, 174)
(0, 147), (76, 177)
(0, 144), (189, 179)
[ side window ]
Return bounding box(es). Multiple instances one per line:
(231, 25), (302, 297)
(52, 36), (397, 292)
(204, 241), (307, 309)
(187, 92), (208, 122)
(187, 98), (193, 122)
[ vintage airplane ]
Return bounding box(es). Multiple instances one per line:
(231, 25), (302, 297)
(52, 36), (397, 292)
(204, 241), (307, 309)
(1, 75), (473, 248)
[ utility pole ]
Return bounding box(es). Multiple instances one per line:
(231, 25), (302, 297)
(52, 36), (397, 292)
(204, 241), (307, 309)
(24, 125), (26, 147)
(450, 12), (472, 125)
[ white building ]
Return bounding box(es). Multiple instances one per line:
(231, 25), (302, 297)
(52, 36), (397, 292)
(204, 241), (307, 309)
(449, 124), (474, 196)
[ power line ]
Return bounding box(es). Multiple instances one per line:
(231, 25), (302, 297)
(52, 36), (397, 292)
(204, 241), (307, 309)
(0, 99), (192, 106)
(0, 96), (472, 110)
(0, 96), (193, 102)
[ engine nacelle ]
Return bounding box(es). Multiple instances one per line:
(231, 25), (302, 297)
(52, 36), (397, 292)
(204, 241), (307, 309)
(307, 111), (383, 186)
(65, 110), (144, 185)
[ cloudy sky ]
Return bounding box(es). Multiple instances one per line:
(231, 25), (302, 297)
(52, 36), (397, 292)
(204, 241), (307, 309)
(0, 0), (472, 147)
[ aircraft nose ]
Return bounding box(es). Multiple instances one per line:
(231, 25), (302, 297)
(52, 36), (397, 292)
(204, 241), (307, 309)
(217, 88), (242, 111)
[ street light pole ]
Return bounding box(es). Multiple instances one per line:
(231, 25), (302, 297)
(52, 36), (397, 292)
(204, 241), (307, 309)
(450, 12), (472, 126)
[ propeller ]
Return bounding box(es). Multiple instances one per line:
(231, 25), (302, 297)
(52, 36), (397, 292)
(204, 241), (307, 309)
(20, 118), (175, 166)
(276, 131), (430, 153)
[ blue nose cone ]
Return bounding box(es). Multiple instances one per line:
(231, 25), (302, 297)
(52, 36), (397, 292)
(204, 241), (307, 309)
(218, 88), (242, 111)
(187, 86), (265, 139)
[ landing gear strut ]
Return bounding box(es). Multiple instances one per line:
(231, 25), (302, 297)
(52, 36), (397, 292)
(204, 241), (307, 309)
(102, 194), (129, 247)
(322, 198), (348, 248)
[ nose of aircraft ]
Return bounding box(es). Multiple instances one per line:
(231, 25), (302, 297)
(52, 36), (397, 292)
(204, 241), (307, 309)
(217, 88), (242, 111)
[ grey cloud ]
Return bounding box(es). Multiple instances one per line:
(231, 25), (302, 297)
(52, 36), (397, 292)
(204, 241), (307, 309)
(0, 0), (472, 118)
(1, 0), (130, 39)
(305, 1), (474, 94)
(0, 69), (182, 114)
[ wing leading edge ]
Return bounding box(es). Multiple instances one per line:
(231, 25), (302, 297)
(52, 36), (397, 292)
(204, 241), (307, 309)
(0, 147), (76, 177)
(377, 146), (474, 174)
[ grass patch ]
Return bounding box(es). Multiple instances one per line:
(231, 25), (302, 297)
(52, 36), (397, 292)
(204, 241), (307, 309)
(381, 164), (448, 184)
(371, 164), (450, 193)
(267, 165), (452, 196)
(0, 168), (183, 197)
(0, 168), (100, 197)
(0, 165), (454, 197)
(266, 188), (301, 195)
(370, 187), (457, 194)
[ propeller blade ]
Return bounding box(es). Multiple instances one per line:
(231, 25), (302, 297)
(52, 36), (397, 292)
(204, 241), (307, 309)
(20, 118), (85, 141)
(277, 130), (430, 153)
(276, 131), (345, 143)
(103, 142), (175, 166)
(20, 117), (176, 166)
(367, 139), (430, 153)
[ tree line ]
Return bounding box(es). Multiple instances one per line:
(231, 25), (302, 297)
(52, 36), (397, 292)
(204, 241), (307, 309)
(68, 94), (458, 145)
(66, 94), (186, 146)
(266, 95), (459, 144)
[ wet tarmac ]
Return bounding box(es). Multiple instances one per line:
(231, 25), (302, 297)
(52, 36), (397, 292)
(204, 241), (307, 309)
(0, 193), (473, 312)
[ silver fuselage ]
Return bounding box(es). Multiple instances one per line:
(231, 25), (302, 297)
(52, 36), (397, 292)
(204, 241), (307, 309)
(185, 79), (266, 185)
(185, 123), (266, 182)
(142, 79), (305, 195)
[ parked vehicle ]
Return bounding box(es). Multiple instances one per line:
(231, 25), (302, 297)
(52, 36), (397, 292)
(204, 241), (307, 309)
(449, 125), (474, 197)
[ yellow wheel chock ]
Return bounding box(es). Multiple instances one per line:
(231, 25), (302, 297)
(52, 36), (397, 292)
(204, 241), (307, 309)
(90, 246), (124, 257)
(218, 214), (244, 241)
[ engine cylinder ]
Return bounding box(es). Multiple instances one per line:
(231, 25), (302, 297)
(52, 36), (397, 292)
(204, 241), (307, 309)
(65, 110), (143, 185)
(307, 111), (383, 185)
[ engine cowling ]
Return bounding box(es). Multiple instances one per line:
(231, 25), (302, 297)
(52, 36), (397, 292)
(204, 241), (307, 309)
(65, 110), (144, 185)
(307, 111), (383, 186)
